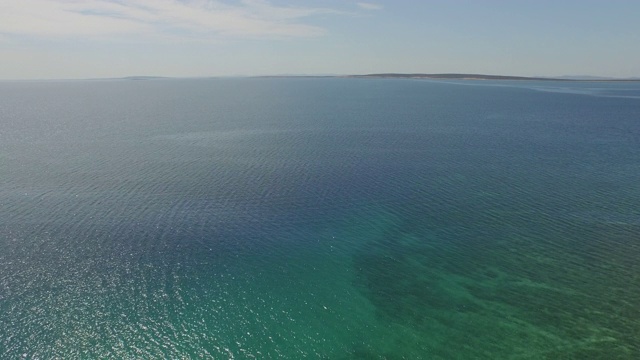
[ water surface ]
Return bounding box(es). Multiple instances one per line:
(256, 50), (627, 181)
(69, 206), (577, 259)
(1, 78), (639, 358)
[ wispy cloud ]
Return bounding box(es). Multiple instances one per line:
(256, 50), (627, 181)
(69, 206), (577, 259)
(357, 2), (383, 11)
(0, 0), (340, 41)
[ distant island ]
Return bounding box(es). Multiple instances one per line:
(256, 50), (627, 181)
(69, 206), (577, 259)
(121, 76), (169, 81)
(346, 73), (640, 81)
(81, 74), (639, 82)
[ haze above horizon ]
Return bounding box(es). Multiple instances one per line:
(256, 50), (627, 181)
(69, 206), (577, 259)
(1, 0), (639, 80)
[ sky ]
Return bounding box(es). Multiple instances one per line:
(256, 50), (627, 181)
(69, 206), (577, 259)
(1, 0), (639, 79)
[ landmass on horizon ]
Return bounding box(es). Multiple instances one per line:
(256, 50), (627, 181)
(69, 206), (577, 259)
(117, 73), (640, 82)
(15, 73), (638, 82)
(347, 73), (640, 81)
(267, 73), (640, 81)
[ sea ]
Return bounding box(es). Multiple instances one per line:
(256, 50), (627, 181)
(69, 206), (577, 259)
(1, 78), (639, 359)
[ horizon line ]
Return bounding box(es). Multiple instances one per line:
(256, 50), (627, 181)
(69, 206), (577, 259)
(2, 73), (640, 82)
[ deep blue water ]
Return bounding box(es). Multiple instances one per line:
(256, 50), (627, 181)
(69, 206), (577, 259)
(1, 78), (640, 358)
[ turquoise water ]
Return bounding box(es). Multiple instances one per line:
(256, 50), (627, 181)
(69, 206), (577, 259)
(1, 78), (639, 358)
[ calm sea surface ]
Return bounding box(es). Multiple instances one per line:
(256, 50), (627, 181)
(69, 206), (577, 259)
(1, 78), (639, 359)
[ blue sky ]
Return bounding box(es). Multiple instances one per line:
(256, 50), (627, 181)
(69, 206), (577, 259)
(1, 0), (639, 79)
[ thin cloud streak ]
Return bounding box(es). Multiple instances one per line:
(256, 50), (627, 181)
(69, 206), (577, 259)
(0, 0), (339, 40)
(357, 2), (383, 11)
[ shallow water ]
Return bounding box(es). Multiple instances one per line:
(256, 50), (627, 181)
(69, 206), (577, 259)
(1, 78), (639, 358)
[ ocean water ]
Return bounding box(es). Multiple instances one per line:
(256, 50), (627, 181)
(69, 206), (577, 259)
(1, 78), (639, 359)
